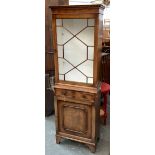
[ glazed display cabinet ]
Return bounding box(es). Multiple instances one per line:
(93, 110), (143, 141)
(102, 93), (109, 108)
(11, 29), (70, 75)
(49, 5), (104, 153)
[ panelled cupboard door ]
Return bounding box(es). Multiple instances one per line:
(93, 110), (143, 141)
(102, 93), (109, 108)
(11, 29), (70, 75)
(57, 100), (92, 139)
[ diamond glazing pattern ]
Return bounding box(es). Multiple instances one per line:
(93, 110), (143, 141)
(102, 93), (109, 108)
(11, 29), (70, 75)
(56, 19), (95, 84)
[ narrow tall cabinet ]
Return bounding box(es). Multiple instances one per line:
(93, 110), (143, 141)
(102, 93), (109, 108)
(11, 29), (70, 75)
(49, 5), (104, 153)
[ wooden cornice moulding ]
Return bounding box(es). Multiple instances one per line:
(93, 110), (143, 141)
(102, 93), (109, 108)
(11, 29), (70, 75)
(49, 4), (105, 15)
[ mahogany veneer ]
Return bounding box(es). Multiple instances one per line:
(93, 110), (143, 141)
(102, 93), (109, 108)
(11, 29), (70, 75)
(49, 5), (104, 153)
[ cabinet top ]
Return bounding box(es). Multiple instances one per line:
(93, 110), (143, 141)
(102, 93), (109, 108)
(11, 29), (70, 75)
(49, 4), (105, 10)
(49, 4), (105, 15)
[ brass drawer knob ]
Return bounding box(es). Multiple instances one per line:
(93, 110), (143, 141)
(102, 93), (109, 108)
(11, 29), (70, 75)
(82, 95), (86, 98)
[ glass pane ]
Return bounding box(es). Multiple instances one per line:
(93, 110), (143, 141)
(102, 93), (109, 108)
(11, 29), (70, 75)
(76, 27), (94, 46)
(77, 60), (93, 77)
(88, 19), (95, 26)
(64, 37), (87, 66)
(88, 78), (93, 84)
(65, 68), (86, 83)
(56, 27), (73, 45)
(56, 19), (62, 26)
(63, 19), (87, 35)
(56, 18), (95, 84)
(88, 47), (94, 60)
(58, 58), (73, 74)
(58, 45), (63, 58)
(59, 74), (64, 80)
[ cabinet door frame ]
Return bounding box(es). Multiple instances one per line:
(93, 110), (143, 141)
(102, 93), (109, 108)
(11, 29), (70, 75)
(52, 14), (98, 87)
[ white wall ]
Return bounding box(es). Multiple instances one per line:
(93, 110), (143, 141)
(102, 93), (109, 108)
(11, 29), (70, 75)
(69, 0), (110, 21)
(69, 0), (92, 5)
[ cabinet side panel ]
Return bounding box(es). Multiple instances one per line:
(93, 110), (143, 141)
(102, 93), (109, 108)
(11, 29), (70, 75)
(52, 15), (59, 82)
(97, 14), (104, 83)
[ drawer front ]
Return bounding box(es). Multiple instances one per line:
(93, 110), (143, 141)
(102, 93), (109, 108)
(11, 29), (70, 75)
(55, 89), (95, 102)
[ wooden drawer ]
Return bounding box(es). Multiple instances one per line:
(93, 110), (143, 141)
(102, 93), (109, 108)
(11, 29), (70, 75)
(55, 89), (95, 102)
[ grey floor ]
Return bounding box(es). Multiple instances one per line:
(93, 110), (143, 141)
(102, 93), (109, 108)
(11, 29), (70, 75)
(45, 96), (110, 155)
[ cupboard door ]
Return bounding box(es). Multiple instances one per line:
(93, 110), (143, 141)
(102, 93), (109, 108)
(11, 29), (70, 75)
(56, 18), (95, 84)
(58, 100), (92, 138)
